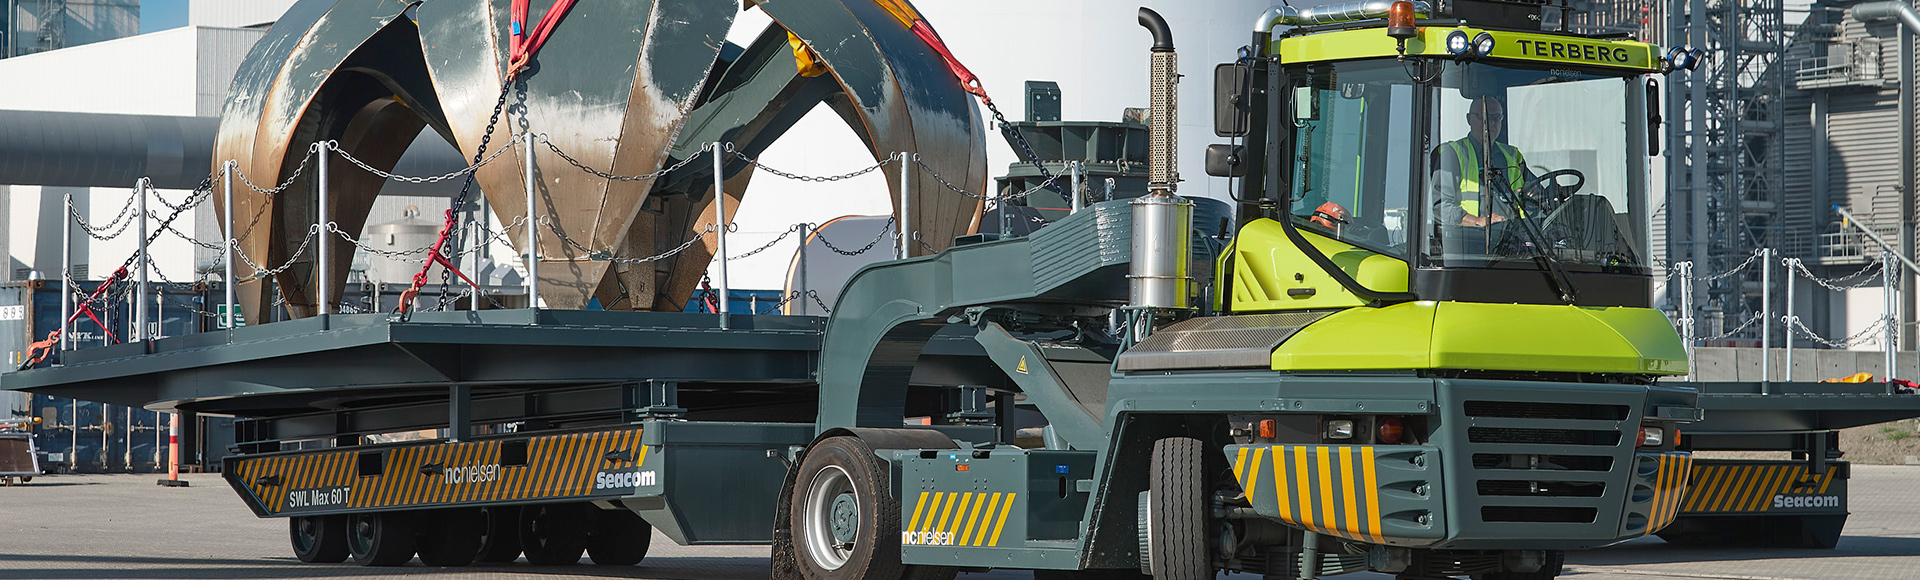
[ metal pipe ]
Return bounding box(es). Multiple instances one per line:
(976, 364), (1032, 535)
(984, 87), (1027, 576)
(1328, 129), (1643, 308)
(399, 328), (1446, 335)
(1887, 250), (1897, 384)
(899, 153), (911, 259)
(222, 161), (235, 332)
(713, 141), (730, 329)
(796, 223), (809, 316)
(316, 143), (330, 316)
(469, 220), (481, 311)
(524, 134), (539, 309)
(1835, 204), (1920, 275)
(59, 191), (71, 352)
(135, 178), (148, 341)
(1785, 257), (1797, 382)
(1761, 248), (1771, 387)
(1680, 261), (1695, 375)
(1070, 161), (1083, 214)
(1255, 1), (1431, 34)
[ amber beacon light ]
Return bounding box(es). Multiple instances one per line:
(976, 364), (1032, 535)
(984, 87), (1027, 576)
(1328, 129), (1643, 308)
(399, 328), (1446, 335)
(1386, 1), (1419, 39)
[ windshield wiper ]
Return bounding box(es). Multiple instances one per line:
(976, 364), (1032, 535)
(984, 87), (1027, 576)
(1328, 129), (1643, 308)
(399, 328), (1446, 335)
(1484, 168), (1580, 304)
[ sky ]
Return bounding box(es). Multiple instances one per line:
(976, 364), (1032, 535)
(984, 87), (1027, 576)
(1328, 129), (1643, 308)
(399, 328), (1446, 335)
(140, 0), (189, 33)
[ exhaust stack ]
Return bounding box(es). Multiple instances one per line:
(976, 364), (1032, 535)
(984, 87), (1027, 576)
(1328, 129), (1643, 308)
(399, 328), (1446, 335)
(1130, 7), (1193, 311)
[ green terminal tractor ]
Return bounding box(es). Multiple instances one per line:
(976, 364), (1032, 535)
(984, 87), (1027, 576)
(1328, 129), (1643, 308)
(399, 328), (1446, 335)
(790, 2), (1704, 580)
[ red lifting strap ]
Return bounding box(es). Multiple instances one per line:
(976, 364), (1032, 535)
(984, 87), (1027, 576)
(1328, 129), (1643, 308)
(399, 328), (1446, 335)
(907, 21), (989, 104)
(508, 0), (581, 79)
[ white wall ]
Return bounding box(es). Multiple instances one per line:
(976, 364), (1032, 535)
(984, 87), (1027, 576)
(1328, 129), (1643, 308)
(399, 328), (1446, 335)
(0, 27), (197, 115)
(188, 0), (299, 29)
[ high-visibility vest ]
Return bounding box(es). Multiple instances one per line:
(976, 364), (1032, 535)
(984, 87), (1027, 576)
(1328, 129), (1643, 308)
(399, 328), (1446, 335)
(1444, 139), (1525, 217)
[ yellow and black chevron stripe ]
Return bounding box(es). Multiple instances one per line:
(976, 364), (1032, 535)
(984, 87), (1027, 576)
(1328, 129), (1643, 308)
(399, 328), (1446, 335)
(1231, 445), (1384, 543)
(1643, 452), (1692, 534)
(231, 427), (647, 515)
(904, 491), (1018, 547)
(1680, 462), (1839, 514)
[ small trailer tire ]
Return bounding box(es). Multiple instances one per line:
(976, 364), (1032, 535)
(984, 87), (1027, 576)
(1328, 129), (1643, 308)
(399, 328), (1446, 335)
(347, 512), (417, 566)
(289, 515), (349, 563)
(790, 436), (906, 580)
(520, 503), (590, 565)
(474, 506), (522, 563)
(1145, 437), (1211, 580)
(586, 509), (653, 565)
(415, 508), (483, 566)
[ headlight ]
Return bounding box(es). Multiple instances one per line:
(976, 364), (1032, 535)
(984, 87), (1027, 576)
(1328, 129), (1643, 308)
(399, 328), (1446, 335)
(1446, 31), (1472, 55)
(1638, 426), (1665, 447)
(1324, 419), (1356, 440)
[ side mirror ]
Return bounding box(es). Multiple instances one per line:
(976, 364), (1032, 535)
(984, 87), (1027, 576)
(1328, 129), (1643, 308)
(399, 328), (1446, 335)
(1205, 144), (1246, 177)
(1213, 63), (1252, 137)
(1294, 86), (1317, 122)
(1646, 79), (1662, 156)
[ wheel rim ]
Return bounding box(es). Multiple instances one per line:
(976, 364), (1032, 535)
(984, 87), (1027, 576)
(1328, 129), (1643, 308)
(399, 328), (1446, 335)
(348, 515), (375, 556)
(527, 507), (552, 551)
(802, 465), (858, 570)
(292, 518), (318, 554)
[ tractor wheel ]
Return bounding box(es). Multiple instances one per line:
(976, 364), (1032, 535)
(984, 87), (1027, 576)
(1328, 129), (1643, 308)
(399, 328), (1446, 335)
(288, 515), (349, 563)
(586, 509), (653, 565)
(519, 503), (589, 565)
(790, 436), (906, 580)
(474, 506), (523, 563)
(414, 508), (483, 566)
(1476, 551), (1564, 580)
(347, 512), (417, 566)
(1143, 437), (1210, 580)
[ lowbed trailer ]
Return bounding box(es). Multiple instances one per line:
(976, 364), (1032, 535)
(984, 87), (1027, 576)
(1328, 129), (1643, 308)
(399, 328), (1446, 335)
(5, 1), (1719, 579)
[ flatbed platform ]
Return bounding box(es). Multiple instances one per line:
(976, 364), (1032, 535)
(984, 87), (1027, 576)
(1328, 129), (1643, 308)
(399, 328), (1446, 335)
(1669, 381), (1920, 449)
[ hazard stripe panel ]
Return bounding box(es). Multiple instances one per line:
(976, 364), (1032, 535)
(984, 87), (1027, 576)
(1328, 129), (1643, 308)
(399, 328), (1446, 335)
(228, 427), (647, 516)
(1643, 452), (1692, 535)
(1232, 445), (1384, 543)
(1679, 462), (1840, 514)
(903, 491), (1018, 547)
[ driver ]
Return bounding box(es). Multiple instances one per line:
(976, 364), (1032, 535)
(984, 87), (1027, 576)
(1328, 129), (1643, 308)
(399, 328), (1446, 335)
(1431, 96), (1534, 227)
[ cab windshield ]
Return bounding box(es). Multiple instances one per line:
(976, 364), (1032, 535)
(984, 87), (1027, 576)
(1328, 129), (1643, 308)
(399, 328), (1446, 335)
(1423, 61), (1652, 274)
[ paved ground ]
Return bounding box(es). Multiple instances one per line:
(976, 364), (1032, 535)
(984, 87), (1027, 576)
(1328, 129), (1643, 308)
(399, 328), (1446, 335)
(2, 467), (1917, 580)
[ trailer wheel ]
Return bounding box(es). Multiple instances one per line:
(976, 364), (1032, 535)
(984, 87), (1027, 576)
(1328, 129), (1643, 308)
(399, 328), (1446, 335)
(474, 506), (523, 563)
(791, 436), (905, 580)
(289, 515), (349, 563)
(520, 503), (589, 565)
(1144, 437), (1211, 580)
(586, 509), (653, 565)
(1475, 550), (1564, 580)
(415, 508), (482, 567)
(347, 512), (417, 566)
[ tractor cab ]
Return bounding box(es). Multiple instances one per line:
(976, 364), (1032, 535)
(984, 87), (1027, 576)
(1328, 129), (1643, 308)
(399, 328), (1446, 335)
(1214, 0), (1687, 314)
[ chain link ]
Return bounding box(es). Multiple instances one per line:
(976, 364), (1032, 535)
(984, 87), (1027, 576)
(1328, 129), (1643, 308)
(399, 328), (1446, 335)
(67, 188), (143, 239)
(913, 156), (1065, 201)
(733, 150), (898, 182)
(729, 225), (802, 261)
(229, 146), (318, 195)
(1687, 250), (1765, 282)
(1789, 314), (1890, 349)
(806, 289), (833, 314)
(1787, 257), (1886, 291)
(984, 99), (1064, 196)
(543, 217), (717, 265)
(231, 225), (320, 280)
(815, 218), (894, 256)
(329, 139), (518, 184)
(542, 136), (711, 182)
(1699, 312), (1765, 342)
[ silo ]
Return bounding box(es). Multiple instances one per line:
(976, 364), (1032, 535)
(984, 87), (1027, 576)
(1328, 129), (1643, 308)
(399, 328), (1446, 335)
(363, 207), (445, 286)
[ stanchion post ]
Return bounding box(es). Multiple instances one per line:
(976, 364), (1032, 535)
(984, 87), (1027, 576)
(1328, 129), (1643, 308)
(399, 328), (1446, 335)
(1761, 248), (1772, 388)
(1785, 257), (1796, 382)
(222, 161), (236, 333)
(60, 191), (71, 352)
(316, 143), (331, 316)
(1679, 261), (1695, 377)
(470, 220), (482, 312)
(796, 223), (809, 316)
(524, 134), (539, 309)
(1887, 250), (1898, 387)
(136, 179), (149, 341)
(898, 153), (911, 259)
(156, 412), (187, 487)
(713, 141), (730, 329)
(1070, 161), (1084, 214)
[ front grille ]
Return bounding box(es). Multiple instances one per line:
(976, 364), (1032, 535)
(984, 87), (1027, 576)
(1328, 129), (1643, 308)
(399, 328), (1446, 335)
(1476, 480), (1607, 497)
(1464, 400), (1629, 421)
(1480, 506), (1598, 523)
(1472, 454), (1613, 471)
(1468, 427), (1621, 446)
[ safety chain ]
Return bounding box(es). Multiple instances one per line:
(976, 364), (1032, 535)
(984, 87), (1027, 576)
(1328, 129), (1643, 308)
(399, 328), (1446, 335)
(68, 189), (143, 240)
(147, 268), (221, 320)
(913, 156), (1066, 201)
(755, 290), (801, 315)
(732, 150), (899, 183)
(1789, 314), (1890, 349)
(729, 224), (802, 261)
(1698, 312), (1765, 342)
(1687, 250), (1765, 282)
(154, 186), (208, 212)
(329, 139), (518, 184)
(544, 217), (718, 265)
(983, 99), (1064, 196)
(230, 146), (318, 195)
(231, 225), (320, 281)
(806, 289), (833, 314)
(1788, 257), (1886, 292)
(815, 218), (894, 256)
(541, 137), (712, 182)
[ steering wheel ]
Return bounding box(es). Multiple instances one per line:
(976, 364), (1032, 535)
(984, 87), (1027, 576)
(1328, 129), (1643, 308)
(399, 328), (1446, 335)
(1518, 168), (1585, 207)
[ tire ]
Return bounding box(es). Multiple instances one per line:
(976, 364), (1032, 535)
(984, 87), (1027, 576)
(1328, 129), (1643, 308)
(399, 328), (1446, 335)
(1477, 551), (1564, 580)
(520, 503), (589, 565)
(289, 515), (349, 563)
(1144, 437), (1210, 580)
(790, 436), (906, 580)
(474, 506), (523, 563)
(586, 509), (653, 565)
(414, 509), (483, 567)
(347, 512), (417, 566)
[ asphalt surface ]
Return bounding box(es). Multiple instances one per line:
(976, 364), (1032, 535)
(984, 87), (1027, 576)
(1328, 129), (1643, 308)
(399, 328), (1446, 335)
(2, 467), (1917, 580)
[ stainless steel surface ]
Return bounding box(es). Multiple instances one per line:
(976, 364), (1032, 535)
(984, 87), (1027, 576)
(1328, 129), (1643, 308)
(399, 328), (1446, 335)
(713, 141), (729, 328)
(1148, 51), (1178, 191)
(58, 191), (69, 352)
(135, 179), (148, 341)
(1257, 1), (1432, 33)
(1115, 311), (1334, 370)
(316, 144), (330, 316)
(524, 133), (538, 310)
(222, 161), (234, 331)
(1128, 192), (1193, 310)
